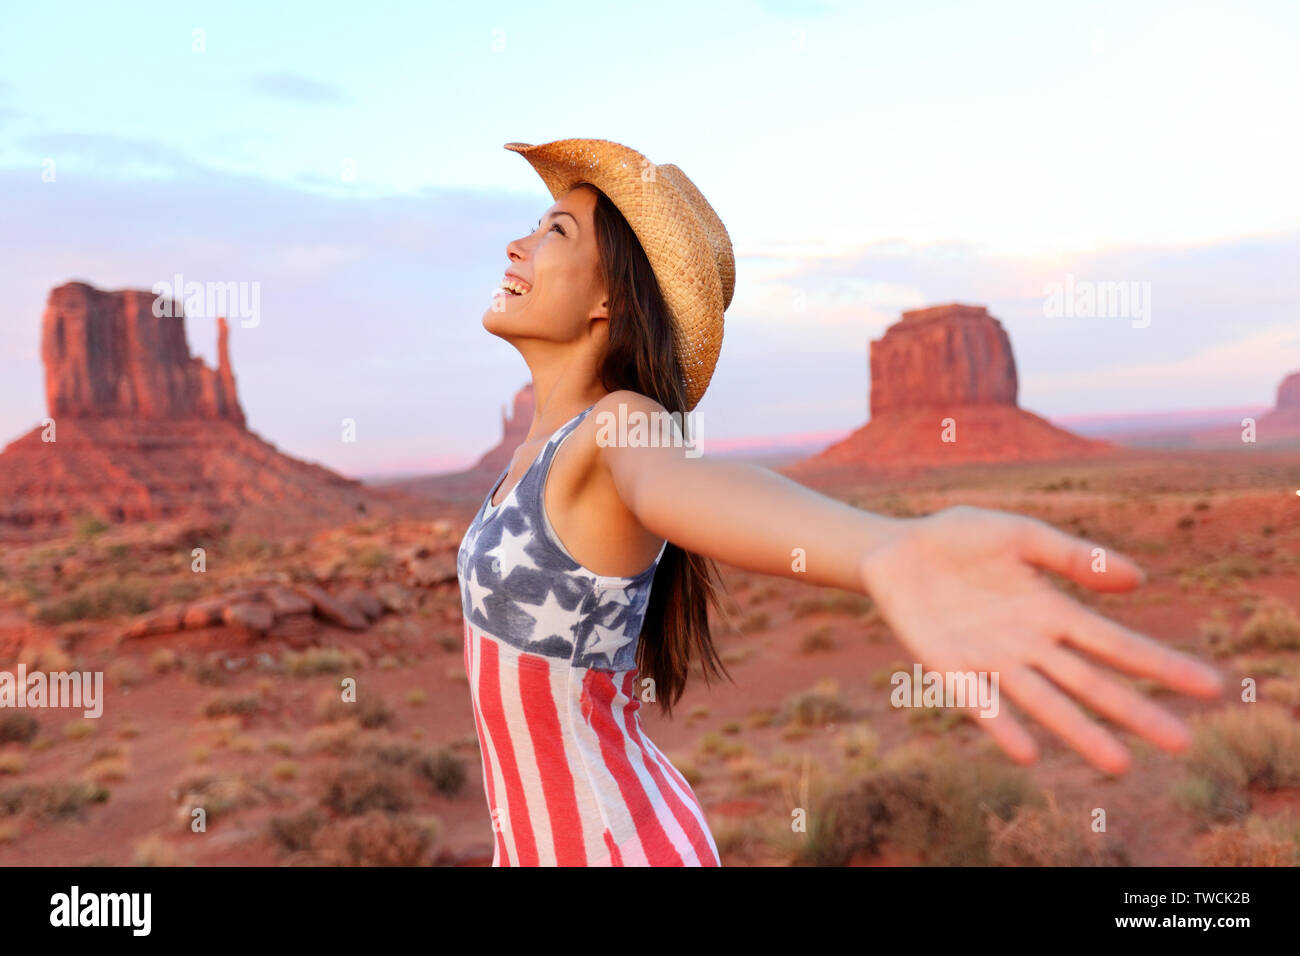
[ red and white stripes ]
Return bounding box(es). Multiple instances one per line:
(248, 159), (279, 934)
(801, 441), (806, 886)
(463, 618), (720, 866)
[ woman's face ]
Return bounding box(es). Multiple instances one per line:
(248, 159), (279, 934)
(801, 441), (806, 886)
(482, 184), (607, 346)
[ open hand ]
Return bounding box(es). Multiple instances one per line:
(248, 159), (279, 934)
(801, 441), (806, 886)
(857, 505), (1224, 774)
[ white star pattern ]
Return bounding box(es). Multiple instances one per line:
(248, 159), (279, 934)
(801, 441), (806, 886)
(518, 589), (573, 644)
(594, 587), (633, 612)
(486, 519), (541, 580)
(455, 405), (667, 669)
(586, 621), (632, 664)
(466, 563), (494, 620)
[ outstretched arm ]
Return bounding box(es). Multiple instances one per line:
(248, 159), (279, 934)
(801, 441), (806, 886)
(597, 391), (1224, 776)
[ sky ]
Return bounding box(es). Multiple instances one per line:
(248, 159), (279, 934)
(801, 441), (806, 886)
(0, 0), (1297, 477)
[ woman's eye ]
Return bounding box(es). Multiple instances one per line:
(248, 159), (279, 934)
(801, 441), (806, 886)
(551, 223), (565, 235)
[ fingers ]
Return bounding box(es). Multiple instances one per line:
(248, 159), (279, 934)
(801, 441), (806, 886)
(967, 707), (1040, 766)
(997, 663), (1132, 775)
(1017, 517), (1145, 593)
(1031, 645), (1193, 753)
(1051, 596), (1224, 698)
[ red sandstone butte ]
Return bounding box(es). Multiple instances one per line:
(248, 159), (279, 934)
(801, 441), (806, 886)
(0, 281), (409, 541)
(789, 303), (1113, 472)
(43, 282), (245, 424)
(869, 304), (1019, 415)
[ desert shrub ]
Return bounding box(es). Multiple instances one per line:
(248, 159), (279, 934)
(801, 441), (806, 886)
(309, 811), (436, 866)
(838, 723), (880, 766)
(171, 773), (266, 822)
(269, 807), (326, 854)
(107, 659), (143, 689)
(0, 712), (39, 745)
(799, 625), (834, 653)
(792, 593), (875, 618)
(988, 792), (1130, 866)
(83, 757), (129, 784)
(1196, 813), (1300, 866)
(185, 654), (229, 686)
(313, 691), (394, 729)
(356, 546), (391, 571)
(781, 680), (852, 727)
(133, 833), (179, 866)
(0, 754), (25, 775)
(63, 719), (95, 740)
(1197, 609), (1234, 657)
(304, 720), (362, 756)
(149, 648), (177, 674)
(315, 760), (415, 816)
(357, 736), (419, 766)
(284, 647), (365, 678)
(803, 741), (1042, 866)
(1173, 704), (1300, 822)
(413, 749), (467, 797)
(202, 693), (262, 719)
(0, 780), (110, 822)
(711, 816), (768, 863)
(33, 578), (152, 623)
(1233, 599), (1300, 652)
(74, 513), (111, 541)
(1184, 704), (1300, 791)
(695, 732), (746, 761)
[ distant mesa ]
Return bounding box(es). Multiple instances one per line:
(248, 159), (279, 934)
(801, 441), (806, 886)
(382, 383), (536, 502)
(475, 383), (535, 476)
(0, 281), (400, 540)
(1252, 369), (1300, 441)
(1273, 371), (1300, 411)
(789, 303), (1112, 473)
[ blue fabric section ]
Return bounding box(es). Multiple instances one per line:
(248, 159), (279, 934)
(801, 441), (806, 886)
(457, 403), (665, 670)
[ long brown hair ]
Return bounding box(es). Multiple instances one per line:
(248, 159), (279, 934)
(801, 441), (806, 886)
(580, 182), (735, 717)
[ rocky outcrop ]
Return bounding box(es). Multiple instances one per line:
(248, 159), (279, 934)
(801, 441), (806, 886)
(474, 383), (535, 473)
(789, 303), (1111, 472)
(870, 304), (1018, 415)
(0, 281), (417, 540)
(43, 282), (245, 424)
(1246, 369), (1300, 446)
(382, 383), (537, 502)
(1275, 372), (1300, 410)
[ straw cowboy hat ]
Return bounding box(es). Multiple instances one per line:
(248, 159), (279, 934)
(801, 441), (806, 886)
(504, 138), (734, 411)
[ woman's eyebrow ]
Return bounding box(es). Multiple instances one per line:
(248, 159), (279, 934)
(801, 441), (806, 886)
(537, 211), (579, 228)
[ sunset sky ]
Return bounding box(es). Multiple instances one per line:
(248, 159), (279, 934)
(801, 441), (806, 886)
(1, 0), (1297, 477)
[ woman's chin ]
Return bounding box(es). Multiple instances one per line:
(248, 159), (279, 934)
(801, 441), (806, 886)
(481, 301), (516, 335)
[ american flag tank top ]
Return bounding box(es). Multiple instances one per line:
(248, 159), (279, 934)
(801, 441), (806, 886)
(456, 402), (721, 866)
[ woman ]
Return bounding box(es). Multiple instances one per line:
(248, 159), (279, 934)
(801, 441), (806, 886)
(457, 138), (1224, 867)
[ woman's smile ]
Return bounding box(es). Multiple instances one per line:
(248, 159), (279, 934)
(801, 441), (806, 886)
(497, 272), (532, 297)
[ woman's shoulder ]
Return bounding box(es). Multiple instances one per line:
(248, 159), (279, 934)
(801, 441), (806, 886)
(582, 390), (695, 464)
(591, 389), (668, 418)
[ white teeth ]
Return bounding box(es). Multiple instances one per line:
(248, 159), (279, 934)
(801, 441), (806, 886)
(500, 278), (529, 295)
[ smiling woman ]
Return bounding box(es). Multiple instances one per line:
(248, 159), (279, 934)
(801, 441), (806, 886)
(456, 137), (1224, 869)
(463, 139), (732, 866)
